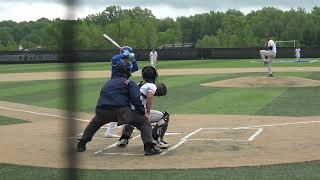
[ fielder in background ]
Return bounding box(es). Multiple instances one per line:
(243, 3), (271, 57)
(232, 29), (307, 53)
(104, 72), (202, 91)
(260, 34), (277, 77)
(77, 62), (161, 155)
(117, 66), (170, 149)
(106, 46), (139, 138)
(149, 49), (158, 69)
(295, 46), (301, 62)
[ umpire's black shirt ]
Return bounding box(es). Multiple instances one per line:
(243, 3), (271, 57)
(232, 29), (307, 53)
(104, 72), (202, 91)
(96, 77), (145, 114)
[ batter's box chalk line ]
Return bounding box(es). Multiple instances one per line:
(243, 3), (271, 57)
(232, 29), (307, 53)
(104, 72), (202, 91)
(94, 132), (181, 156)
(196, 127), (264, 142)
(161, 127), (263, 155)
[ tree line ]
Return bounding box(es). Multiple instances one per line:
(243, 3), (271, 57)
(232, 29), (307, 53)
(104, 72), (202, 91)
(0, 6), (320, 51)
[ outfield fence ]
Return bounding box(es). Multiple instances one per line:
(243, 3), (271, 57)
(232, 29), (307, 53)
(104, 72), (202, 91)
(0, 47), (319, 64)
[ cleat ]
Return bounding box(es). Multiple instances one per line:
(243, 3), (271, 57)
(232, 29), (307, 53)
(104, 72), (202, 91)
(268, 74), (274, 77)
(156, 141), (169, 149)
(76, 139), (87, 152)
(144, 143), (161, 156)
(117, 139), (129, 148)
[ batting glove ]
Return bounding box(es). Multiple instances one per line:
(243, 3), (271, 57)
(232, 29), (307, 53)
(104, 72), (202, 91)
(122, 50), (131, 57)
(129, 53), (136, 62)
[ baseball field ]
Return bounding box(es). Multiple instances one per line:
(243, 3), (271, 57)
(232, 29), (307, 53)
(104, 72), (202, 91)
(1, 59), (320, 180)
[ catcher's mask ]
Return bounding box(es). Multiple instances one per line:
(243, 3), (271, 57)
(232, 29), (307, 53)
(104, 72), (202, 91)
(142, 66), (158, 83)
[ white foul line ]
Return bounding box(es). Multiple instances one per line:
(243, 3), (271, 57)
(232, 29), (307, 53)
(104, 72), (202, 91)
(0, 105), (126, 127)
(101, 152), (145, 156)
(0, 105), (90, 122)
(94, 134), (141, 155)
(234, 120), (320, 129)
(248, 128), (264, 141)
(201, 127), (231, 130)
(188, 138), (248, 142)
(161, 128), (202, 155)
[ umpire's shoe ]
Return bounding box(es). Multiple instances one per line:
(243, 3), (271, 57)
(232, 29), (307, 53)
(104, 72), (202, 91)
(144, 143), (162, 156)
(76, 139), (87, 152)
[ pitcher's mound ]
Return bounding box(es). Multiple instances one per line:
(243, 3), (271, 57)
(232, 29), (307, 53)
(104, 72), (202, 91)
(201, 76), (320, 88)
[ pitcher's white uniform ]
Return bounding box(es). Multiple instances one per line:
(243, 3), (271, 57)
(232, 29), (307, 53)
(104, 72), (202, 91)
(149, 50), (158, 68)
(295, 48), (301, 62)
(260, 39), (277, 76)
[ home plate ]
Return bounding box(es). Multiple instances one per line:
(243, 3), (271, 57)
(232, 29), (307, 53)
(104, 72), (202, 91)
(165, 132), (181, 136)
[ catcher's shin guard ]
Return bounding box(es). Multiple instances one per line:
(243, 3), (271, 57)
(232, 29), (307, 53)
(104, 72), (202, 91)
(152, 111), (170, 141)
(119, 124), (134, 140)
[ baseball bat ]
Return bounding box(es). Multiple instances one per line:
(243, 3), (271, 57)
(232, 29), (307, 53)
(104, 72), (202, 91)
(103, 34), (122, 49)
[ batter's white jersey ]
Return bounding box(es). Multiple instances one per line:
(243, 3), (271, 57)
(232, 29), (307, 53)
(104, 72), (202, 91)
(268, 40), (277, 54)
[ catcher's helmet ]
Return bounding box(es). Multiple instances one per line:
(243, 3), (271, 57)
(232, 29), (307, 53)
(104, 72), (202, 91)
(142, 66), (158, 83)
(116, 60), (129, 78)
(120, 46), (133, 53)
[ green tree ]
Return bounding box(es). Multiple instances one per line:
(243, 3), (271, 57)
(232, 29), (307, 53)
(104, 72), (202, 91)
(0, 27), (17, 50)
(196, 35), (220, 48)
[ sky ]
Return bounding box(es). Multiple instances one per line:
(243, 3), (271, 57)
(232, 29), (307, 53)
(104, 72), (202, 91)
(0, 0), (319, 22)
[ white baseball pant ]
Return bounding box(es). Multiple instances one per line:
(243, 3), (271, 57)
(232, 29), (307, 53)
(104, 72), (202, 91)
(150, 59), (157, 69)
(260, 50), (276, 75)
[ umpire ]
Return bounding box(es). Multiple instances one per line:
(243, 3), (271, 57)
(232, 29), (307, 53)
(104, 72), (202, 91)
(76, 61), (161, 155)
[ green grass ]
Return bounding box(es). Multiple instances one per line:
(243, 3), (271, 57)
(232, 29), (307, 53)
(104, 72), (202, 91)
(174, 87), (287, 115)
(0, 58), (319, 73)
(0, 72), (319, 116)
(256, 72), (320, 116)
(0, 116), (29, 126)
(0, 161), (320, 180)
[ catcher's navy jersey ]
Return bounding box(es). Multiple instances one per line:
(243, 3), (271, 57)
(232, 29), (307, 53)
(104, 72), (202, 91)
(96, 77), (145, 114)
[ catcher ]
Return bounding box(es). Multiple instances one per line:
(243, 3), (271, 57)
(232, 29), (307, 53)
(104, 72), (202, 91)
(77, 62), (161, 155)
(116, 66), (170, 149)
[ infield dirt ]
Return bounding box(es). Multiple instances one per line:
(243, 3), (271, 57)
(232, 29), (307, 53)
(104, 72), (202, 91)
(0, 101), (319, 170)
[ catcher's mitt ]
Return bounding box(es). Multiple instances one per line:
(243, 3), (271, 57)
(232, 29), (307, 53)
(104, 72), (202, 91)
(154, 82), (167, 96)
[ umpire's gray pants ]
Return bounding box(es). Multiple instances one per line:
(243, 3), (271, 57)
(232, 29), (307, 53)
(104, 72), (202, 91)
(80, 107), (153, 145)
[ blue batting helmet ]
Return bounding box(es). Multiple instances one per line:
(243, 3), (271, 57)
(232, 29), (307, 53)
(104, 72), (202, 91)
(120, 46), (133, 53)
